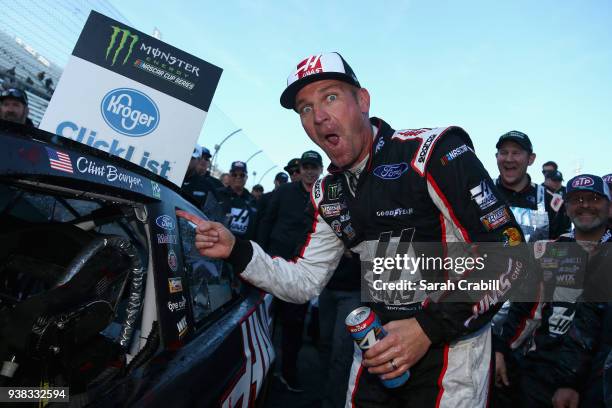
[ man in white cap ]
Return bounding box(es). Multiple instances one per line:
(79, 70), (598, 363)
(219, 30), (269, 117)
(178, 52), (528, 407)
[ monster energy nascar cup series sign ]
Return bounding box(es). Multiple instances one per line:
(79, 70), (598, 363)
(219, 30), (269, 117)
(40, 11), (222, 185)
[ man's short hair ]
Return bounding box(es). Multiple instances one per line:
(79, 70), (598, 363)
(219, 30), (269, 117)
(252, 184), (264, 193)
(542, 161), (558, 170)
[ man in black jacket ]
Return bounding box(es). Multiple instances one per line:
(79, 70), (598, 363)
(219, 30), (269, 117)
(255, 150), (323, 392)
(494, 131), (570, 241)
(284, 158), (302, 183)
(256, 171), (289, 232)
(552, 302), (612, 408)
(494, 174), (612, 407)
(181, 146), (222, 220)
(178, 52), (529, 407)
(216, 161), (258, 240)
(256, 151), (322, 256)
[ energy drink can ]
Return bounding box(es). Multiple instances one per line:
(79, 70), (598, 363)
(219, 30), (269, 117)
(345, 306), (410, 388)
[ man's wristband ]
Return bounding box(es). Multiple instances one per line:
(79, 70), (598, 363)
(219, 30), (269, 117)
(228, 238), (253, 273)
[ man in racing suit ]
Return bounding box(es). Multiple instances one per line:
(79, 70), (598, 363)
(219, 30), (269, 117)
(493, 175), (612, 407)
(178, 52), (529, 407)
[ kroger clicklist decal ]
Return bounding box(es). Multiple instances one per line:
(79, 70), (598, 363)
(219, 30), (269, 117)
(55, 88), (171, 178)
(101, 88), (159, 137)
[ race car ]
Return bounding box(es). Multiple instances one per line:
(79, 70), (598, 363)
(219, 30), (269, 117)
(0, 119), (275, 407)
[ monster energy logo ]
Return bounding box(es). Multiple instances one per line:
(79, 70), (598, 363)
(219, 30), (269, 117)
(105, 26), (139, 66)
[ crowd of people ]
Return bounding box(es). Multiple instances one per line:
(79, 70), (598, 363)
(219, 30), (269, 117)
(3, 51), (612, 408)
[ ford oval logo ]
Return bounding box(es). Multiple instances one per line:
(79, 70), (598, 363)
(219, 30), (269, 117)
(156, 215), (175, 231)
(101, 88), (159, 137)
(373, 162), (409, 180)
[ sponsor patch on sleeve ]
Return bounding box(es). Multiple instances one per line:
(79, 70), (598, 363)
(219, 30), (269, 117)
(502, 227), (522, 247)
(470, 180), (498, 211)
(550, 193), (563, 212)
(312, 179), (324, 205)
(440, 144), (473, 165)
(533, 239), (551, 259)
(480, 206), (511, 231)
(321, 203), (342, 217)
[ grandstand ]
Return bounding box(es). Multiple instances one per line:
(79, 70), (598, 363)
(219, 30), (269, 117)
(0, 30), (62, 125)
(0, 1), (128, 126)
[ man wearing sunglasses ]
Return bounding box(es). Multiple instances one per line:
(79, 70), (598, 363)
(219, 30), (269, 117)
(543, 170), (566, 197)
(494, 174), (612, 407)
(216, 161), (258, 240)
(284, 158), (302, 182)
(0, 88), (31, 125)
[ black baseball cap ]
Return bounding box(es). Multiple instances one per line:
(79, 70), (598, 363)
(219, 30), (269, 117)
(284, 158), (301, 172)
(201, 147), (212, 158)
(496, 131), (533, 153)
(300, 150), (323, 167)
(602, 173), (612, 187)
(0, 88), (28, 105)
(544, 170), (563, 182)
(275, 172), (289, 183)
(280, 52), (360, 110)
(566, 174), (611, 200)
(191, 145), (203, 159)
(230, 161), (247, 173)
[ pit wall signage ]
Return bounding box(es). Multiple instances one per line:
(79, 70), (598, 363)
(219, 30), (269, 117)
(40, 11), (222, 185)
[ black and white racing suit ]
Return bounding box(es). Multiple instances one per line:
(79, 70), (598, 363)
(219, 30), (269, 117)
(228, 118), (529, 407)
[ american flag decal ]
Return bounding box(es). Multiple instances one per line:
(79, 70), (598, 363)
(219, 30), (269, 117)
(45, 147), (73, 173)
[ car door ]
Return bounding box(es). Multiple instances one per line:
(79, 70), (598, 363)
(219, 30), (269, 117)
(124, 195), (274, 407)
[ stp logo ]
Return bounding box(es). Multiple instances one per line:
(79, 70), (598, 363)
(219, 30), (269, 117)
(572, 176), (594, 188)
(296, 55), (323, 79)
(101, 88), (159, 137)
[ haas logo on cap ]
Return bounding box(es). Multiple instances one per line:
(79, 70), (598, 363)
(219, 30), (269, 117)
(296, 55), (323, 79)
(572, 176), (594, 188)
